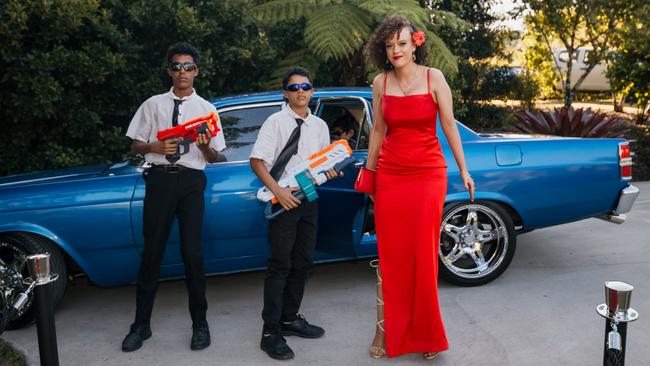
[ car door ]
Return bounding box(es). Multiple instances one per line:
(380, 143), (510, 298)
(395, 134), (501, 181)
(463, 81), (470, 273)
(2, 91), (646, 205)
(132, 96), (370, 277)
(312, 96), (373, 256)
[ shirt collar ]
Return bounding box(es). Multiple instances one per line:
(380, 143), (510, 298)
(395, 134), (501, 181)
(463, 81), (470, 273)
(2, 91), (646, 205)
(167, 87), (197, 101)
(283, 104), (313, 126)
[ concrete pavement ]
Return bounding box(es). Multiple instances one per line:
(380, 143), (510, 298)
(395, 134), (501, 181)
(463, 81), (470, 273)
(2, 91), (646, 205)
(3, 182), (649, 365)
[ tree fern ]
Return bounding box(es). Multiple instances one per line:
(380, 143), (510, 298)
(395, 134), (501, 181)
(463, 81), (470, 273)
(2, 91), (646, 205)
(265, 49), (324, 90)
(357, 0), (430, 28)
(304, 4), (372, 60)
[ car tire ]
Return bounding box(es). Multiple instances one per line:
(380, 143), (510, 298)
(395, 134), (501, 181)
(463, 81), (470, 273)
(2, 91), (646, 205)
(0, 232), (67, 330)
(438, 201), (516, 286)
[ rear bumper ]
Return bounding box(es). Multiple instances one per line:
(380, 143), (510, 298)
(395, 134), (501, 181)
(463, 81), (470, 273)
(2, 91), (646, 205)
(598, 185), (640, 224)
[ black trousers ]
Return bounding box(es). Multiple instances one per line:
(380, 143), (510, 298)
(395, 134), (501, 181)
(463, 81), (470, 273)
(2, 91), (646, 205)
(134, 168), (208, 327)
(262, 200), (318, 333)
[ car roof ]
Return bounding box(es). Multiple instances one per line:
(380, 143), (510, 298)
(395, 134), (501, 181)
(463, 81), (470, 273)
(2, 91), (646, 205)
(211, 87), (372, 109)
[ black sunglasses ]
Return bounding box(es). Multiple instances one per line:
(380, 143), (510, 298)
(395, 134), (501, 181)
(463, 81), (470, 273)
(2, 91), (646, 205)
(169, 62), (197, 72)
(286, 83), (313, 92)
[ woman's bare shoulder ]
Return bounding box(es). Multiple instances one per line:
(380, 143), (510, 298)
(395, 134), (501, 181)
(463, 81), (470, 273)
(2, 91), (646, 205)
(372, 73), (387, 93)
(427, 67), (446, 82)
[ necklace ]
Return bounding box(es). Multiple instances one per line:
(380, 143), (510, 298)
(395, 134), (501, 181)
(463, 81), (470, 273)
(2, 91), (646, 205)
(394, 64), (419, 96)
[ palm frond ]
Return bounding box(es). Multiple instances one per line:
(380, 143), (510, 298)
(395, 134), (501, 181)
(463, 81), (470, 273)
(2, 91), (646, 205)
(357, 0), (429, 28)
(304, 5), (373, 61)
(250, 0), (321, 24)
(430, 10), (472, 33)
(264, 49), (324, 90)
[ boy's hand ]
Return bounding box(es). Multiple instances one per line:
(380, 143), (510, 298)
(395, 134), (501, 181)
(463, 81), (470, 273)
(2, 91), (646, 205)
(151, 137), (183, 155)
(325, 168), (343, 180)
(196, 133), (211, 150)
(275, 186), (301, 211)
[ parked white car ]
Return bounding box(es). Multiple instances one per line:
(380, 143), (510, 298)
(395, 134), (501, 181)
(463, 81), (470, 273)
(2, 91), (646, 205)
(553, 47), (610, 91)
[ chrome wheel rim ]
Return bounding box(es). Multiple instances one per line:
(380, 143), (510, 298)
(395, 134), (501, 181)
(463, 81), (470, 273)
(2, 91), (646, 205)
(0, 239), (31, 318)
(439, 204), (509, 279)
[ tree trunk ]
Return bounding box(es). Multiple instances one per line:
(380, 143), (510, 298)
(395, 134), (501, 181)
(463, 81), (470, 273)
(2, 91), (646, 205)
(613, 92), (626, 113)
(563, 69), (573, 108)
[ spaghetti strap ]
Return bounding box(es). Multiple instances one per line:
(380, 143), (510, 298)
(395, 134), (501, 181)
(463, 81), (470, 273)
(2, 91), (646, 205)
(383, 73), (388, 96)
(426, 68), (431, 94)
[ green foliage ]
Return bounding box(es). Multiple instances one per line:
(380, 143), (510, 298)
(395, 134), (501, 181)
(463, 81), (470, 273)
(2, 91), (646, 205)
(252, 0), (461, 85)
(514, 107), (629, 138)
(522, 0), (640, 107)
(432, 0), (520, 128)
(0, 338), (26, 366)
(0, 0), (130, 175)
(0, 0), (280, 176)
(628, 125), (650, 181)
(607, 2), (650, 119)
(522, 33), (562, 99)
(461, 104), (519, 133)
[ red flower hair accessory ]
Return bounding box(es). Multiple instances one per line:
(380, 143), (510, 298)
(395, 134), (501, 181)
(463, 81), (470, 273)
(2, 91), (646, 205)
(412, 31), (425, 47)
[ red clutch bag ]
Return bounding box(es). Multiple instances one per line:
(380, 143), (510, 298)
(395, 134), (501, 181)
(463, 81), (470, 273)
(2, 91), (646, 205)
(354, 167), (376, 195)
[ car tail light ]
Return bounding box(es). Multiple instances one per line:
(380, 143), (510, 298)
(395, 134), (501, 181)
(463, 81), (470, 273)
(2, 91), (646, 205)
(618, 142), (632, 180)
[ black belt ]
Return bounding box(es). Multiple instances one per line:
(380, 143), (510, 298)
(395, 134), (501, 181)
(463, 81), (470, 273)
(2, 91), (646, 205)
(147, 164), (193, 173)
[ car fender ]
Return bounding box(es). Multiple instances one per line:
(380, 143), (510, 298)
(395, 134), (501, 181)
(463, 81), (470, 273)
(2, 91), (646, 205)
(0, 222), (89, 275)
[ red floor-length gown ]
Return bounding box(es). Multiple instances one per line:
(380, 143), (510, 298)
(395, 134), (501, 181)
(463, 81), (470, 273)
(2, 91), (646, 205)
(374, 69), (449, 357)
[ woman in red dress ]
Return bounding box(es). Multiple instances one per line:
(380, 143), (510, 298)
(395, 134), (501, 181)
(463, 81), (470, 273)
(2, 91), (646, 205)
(363, 16), (475, 360)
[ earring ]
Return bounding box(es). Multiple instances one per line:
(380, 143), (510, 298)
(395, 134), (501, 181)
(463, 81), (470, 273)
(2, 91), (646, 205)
(413, 53), (416, 62)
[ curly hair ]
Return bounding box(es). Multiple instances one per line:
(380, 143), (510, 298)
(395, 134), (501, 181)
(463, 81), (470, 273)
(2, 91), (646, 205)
(365, 16), (428, 71)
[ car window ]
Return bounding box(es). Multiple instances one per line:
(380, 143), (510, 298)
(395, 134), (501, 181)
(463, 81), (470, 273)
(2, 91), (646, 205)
(583, 50), (593, 64)
(317, 99), (370, 150)
(219, 105), (282, 162)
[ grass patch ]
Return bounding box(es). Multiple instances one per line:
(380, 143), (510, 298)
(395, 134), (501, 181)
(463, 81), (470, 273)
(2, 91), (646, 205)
(0, 338), (26, 366)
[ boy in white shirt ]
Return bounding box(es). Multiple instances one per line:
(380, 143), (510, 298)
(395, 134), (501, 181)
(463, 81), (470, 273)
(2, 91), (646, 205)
(250, 67), (337, 360)
(122, 42), (226, 353)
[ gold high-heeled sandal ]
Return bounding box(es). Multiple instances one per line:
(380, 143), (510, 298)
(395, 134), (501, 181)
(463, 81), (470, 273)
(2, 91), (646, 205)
(423, 352), (439, 360)
(369, 259), (386, 359)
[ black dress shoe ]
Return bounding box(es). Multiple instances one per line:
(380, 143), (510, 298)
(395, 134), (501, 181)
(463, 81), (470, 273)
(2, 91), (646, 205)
(260, 332), (294, 360)
(280, 314), (325, 338)
(191, 324), (211, 350)
(122, 324), (152, 352)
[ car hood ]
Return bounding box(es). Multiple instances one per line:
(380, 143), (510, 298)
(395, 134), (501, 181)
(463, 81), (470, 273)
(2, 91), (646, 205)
(0, 164), (110, 188)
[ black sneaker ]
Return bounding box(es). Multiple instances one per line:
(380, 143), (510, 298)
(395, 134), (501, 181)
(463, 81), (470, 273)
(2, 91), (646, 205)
(280, 314), (325, 338)
(260, 332), (294, 360)
(121, 324), (152, 352)
(191, 324), (211, 350)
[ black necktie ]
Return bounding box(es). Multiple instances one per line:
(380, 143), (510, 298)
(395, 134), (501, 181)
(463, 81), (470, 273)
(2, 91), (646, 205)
(166, 99), (183, 163)
(172, 99), (183, 126)
(269, 118), (304, 181)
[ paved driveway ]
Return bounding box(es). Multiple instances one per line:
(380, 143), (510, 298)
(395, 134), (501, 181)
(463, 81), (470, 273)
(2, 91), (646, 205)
(4, 182), (649, 365)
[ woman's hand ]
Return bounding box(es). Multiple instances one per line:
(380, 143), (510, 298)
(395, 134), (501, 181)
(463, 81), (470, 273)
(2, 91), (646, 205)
(461, 170), (475, 201)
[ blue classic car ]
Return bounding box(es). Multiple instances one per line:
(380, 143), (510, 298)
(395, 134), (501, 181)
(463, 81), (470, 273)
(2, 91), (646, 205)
(0, 88), (639, 328)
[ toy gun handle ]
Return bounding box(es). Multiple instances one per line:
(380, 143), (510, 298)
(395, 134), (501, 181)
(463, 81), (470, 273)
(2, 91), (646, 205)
(263, 157), (356, 220)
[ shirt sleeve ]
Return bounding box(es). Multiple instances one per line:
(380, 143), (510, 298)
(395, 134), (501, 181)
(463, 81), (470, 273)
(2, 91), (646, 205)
(126, 100), (153, 142)
(249, 116), (278, 165)
(209, 108), (227, 152)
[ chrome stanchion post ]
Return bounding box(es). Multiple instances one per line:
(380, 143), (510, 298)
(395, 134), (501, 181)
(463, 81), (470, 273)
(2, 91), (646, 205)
(596, 281), (639, 366)
(26, 253), (60, 366)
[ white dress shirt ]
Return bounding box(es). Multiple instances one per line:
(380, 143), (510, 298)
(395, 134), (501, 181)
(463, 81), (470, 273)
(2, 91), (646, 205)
(126, 87), (226, 170)
(250, 104), (330, 181)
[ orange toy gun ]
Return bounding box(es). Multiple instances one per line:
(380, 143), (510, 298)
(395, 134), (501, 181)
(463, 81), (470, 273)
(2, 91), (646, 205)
(257, 139), (355, 219)
(156, 112), (221, 159)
